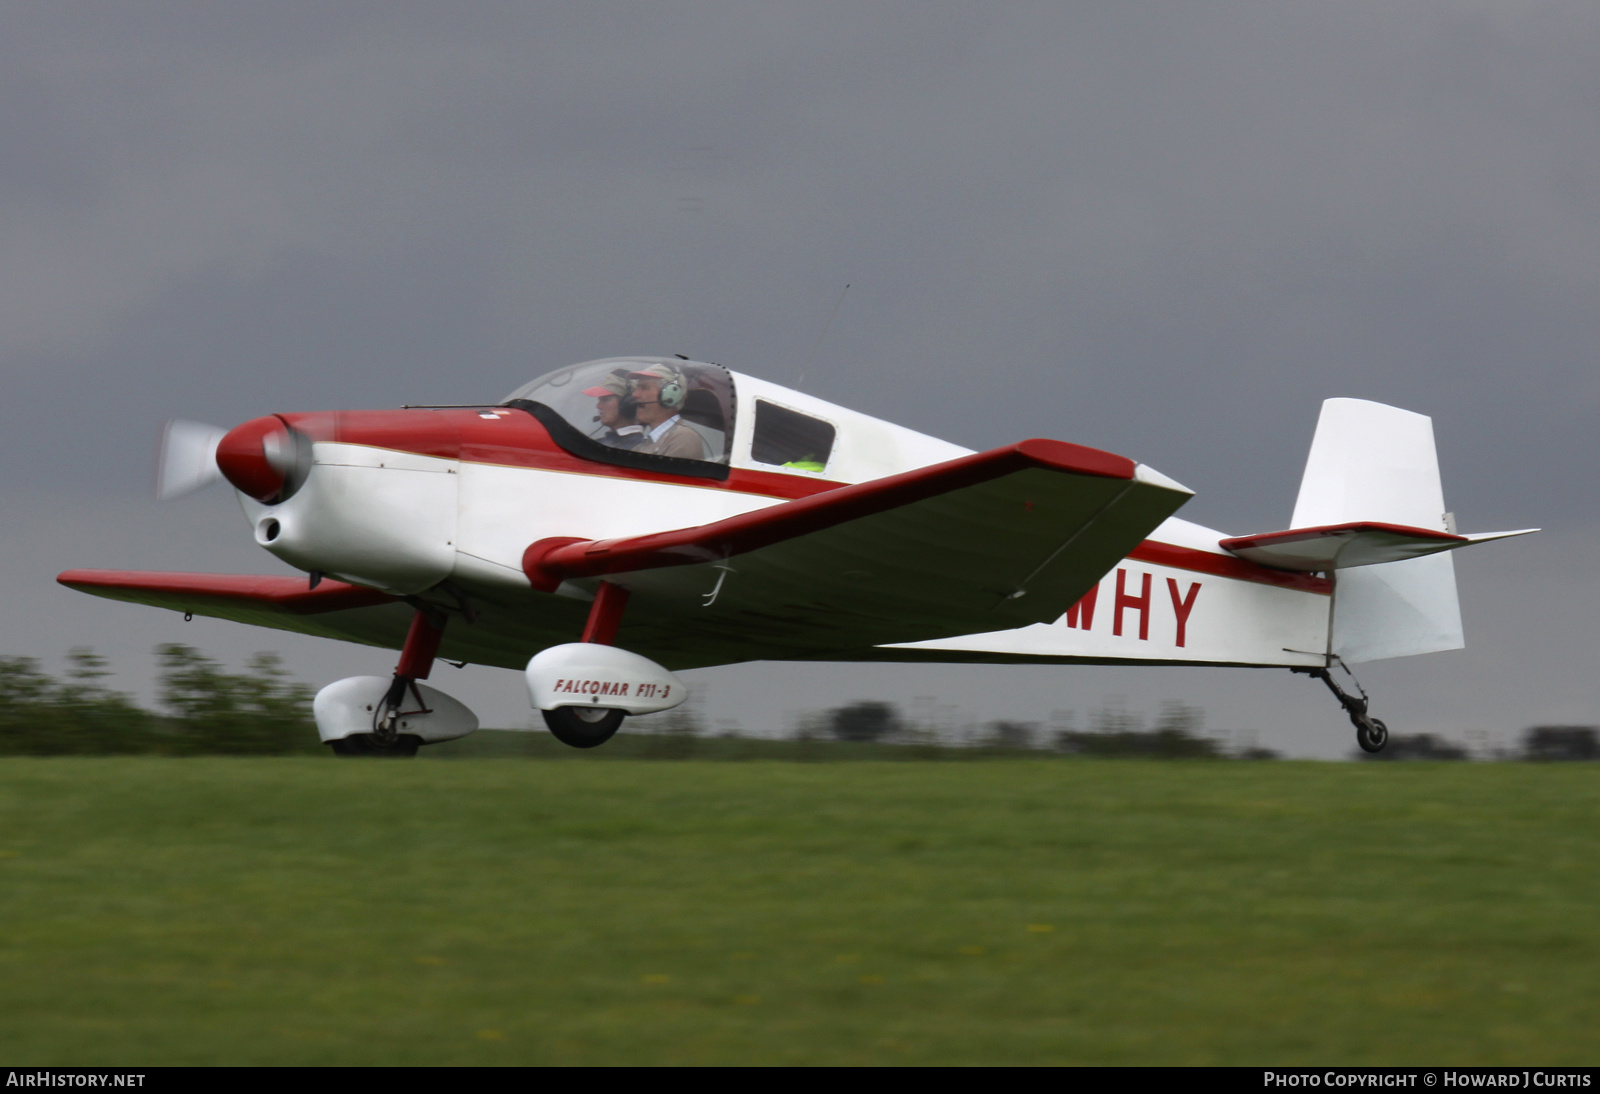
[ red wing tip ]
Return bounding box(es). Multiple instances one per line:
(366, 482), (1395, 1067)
(58, 570), (118, 588)
(1013, 439), (1137, 480)
(57, 568), (257, 590)
(56, 569), (397, 613)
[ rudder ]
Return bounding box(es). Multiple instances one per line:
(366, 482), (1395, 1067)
(1291, 398), (1463, 663)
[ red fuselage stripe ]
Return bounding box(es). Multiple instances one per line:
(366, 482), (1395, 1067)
(279, 407), (842, 500)
(278, 408), (1138, 499)
(170, 407), (1325, 597)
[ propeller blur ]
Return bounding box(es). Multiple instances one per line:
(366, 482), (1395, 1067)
(154, 420), (228, 501)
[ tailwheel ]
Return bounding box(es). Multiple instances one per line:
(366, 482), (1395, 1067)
(543, 706), (625, 749)
(329, 734), (422, 757)
(1356, 718), (1389, 754)
(1294, 662), (1391, 756)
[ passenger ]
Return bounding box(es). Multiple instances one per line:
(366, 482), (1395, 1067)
(582, 371), (645, 450)
(628, 364), (709, 460)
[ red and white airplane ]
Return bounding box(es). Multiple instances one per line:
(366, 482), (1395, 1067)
(59, 357), (1533, 755)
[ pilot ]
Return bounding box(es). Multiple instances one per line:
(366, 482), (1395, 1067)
(582, 371), (645, 450)
(628, 364), (708, 460)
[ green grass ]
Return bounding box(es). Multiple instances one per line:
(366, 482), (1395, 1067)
(0, 757), (1595, 1065)
(423, 728), (1053, 760)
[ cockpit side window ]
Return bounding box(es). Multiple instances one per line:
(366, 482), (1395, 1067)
(751, 401), (836, 472)
(501, 358), (736, 480)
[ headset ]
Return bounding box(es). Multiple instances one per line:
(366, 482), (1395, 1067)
(635, 368), (687, 412)
(657, 371), (686, 411)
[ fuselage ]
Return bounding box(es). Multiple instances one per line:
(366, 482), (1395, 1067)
(221, 359), (1332, 671)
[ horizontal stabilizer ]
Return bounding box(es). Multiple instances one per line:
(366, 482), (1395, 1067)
(1224, 522), (1456, 570)
(1220, 522), (1537, 572)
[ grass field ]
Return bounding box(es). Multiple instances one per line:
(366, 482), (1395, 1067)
(0, 751), (1596, 1065)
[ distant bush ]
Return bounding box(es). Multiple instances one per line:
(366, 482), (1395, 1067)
(155, 644), (319, 755)
(626, 692), (706, 758)
(1055, 700), (1222, 759)
(0, 645), (318, 755)
(0, 649), (160, 755)
(1235, 746), (1281, 761)
(1056, 728), (1222, 758)
(829, 701), (899, 742)
(1520, 726), (1599, 762)
(985, 721), (1036, 749)
(1356, 733), (1470, 762)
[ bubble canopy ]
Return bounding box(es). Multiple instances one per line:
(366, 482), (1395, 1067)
(501, 358), (737, 473)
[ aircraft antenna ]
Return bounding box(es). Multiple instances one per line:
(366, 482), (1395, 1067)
(796, 283), (849, 391)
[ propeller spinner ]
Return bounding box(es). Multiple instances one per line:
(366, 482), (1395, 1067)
(156, 414), (313, 504)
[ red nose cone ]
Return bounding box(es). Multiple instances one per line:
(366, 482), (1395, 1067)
(216, 416), (290, 502)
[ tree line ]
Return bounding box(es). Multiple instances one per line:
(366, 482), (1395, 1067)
(3, 648), (1595, 760)
(0, 646), (319, 755)
(813, 700), (1600, 761)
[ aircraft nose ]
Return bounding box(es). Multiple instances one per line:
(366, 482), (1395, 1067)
(215, 415), (308, 503)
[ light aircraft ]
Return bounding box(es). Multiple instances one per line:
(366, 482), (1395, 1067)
(59, 357), (1534, 755)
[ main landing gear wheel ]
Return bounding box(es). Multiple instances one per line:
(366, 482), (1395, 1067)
(543, 706), (625, 749)
(329, 734), (422, 758)
(1356, 718), (1389, 754)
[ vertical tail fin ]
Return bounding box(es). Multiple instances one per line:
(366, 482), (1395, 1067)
(1292, 398), (1464, 663)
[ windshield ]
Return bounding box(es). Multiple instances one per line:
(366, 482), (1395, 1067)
(502, 357), (735, 465)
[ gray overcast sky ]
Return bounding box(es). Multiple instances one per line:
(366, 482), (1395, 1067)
(3, 2), (1596, 756)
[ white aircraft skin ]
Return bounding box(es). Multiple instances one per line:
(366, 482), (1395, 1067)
(241, 370), (1323, 664)
(60, 358), (1533, 754)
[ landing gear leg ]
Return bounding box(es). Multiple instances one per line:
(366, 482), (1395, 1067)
(329, 609), (445, 758)
(543, 581), (633, 749)
(1294, 662), (1388, 753)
